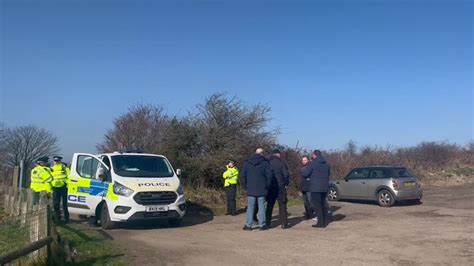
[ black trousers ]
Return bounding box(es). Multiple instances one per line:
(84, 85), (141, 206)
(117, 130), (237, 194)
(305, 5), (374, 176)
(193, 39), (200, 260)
(310, 192), (327, 228)
(225, 185), (237, 214)
(266, 187), (288, 227)
(302, 192), (313, 219)
(53, 186), (69, 221)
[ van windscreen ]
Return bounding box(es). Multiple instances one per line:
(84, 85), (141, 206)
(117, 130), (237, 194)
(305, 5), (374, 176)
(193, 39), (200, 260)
(111, 155), (174, 178)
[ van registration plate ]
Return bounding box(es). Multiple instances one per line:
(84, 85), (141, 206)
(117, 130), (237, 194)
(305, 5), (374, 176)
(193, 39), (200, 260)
(145, 205), (169, 212)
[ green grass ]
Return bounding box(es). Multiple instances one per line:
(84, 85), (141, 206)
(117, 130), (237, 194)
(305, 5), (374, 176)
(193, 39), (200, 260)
(55, 223), (125, 266)
(0, 210), (31, 255)
(287, 197), (303, 207)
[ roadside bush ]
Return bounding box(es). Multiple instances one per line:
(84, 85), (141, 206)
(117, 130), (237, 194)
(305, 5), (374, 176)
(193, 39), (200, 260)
(98, 93), (277, 188)
(296, 141), (474, 182)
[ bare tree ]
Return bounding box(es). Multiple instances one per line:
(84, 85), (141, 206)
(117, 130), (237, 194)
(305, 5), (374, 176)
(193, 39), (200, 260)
(185, 93), (277, 187)
(97, 104), (171, 153)
(3, 125), (60, 170)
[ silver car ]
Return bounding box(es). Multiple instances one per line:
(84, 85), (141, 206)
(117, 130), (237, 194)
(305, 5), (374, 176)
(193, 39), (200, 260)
(327, 166), (423, 207)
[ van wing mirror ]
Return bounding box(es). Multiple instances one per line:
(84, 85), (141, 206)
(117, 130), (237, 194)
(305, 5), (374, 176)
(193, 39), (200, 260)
(176, 169), (182, 177)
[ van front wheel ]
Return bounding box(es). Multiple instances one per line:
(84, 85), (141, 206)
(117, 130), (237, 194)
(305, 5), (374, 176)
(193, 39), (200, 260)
(100, 203), (116, 230)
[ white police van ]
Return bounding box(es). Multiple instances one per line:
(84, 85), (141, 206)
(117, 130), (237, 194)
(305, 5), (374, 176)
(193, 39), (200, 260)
(67, 151), (186, 229)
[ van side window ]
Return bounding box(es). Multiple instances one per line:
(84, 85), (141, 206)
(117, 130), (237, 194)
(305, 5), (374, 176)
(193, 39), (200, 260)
(77, 155), (100, 179)
(102, 156), (111, 169)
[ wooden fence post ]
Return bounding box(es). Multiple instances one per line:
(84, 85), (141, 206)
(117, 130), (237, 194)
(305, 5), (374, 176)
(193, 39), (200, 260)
(4, 186), (10, 211)
(12, 166), (20, 188)
(46, 206), (52, 265)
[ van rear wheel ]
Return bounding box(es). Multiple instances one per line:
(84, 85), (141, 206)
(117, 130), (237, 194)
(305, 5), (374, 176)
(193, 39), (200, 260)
(100, 203), (116, 230)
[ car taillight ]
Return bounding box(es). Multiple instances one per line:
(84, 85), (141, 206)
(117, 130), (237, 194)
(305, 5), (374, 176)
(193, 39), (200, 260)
(392, 180), (400, 190)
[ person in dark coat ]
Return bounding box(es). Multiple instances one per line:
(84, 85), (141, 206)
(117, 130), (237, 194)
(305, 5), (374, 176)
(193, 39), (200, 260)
(240, 148), (272, 231)
(301, 150), (331, 228)
(299, 155), (313, 220)
(266, 149), (290, 229)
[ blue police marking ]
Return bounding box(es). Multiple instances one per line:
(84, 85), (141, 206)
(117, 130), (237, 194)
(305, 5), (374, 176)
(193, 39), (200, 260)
(68, 195), (86, 203)
(77, 181), (108, 196)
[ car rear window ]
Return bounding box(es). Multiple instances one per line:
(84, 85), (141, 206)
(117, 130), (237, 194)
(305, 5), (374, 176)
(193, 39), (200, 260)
(391, 168), (412, 178)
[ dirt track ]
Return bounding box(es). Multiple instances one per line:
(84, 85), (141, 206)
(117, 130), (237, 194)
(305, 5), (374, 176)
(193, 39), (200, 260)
(106, 185), (474, 265)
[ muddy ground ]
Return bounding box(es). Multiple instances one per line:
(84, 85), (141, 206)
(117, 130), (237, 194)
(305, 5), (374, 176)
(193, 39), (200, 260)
(92, 185), (473, 265)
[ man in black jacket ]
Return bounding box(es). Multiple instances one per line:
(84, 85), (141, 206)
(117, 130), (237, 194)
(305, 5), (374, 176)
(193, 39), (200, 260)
(240, 148), (272, 231)
(299, 155), (313, 220)
(301, 150), (331, 228)
(266, 149), (290, 229)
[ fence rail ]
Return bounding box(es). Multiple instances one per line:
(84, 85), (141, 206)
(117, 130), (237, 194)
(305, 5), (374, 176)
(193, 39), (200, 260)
(0, 186), (52, 265)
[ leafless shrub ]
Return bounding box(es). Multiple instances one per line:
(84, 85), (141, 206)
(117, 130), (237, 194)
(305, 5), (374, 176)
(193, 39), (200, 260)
(285, 140), (474, 187)
(97, 104), (171, 153)
(2, 125), (60, 170)
(98, 93), (278, 188)
(177, 93), (276, 187)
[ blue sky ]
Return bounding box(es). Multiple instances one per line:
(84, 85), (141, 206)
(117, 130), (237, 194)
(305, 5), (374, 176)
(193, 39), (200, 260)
(1, 0), (472, 159)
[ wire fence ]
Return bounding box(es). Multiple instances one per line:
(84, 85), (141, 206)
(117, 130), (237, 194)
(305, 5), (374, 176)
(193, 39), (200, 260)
(0, 187), (52, 265)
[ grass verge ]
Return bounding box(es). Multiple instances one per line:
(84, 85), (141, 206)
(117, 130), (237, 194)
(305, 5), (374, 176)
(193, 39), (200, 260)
(55, 223), (125, 265)
(185, 186), (304, 216)
(0, 208), (32, 255)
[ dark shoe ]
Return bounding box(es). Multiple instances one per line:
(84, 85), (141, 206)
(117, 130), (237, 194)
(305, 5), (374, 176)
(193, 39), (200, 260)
(230, 212), (237, 216)
(259, 226), (269, 231)
(281, 224), (289, 229)
(242, 225), (252, 231)
(311, 224), (326, 228)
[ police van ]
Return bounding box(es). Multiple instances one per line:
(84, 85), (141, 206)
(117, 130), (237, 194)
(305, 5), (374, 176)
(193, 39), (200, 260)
(67, 151), (186, 229)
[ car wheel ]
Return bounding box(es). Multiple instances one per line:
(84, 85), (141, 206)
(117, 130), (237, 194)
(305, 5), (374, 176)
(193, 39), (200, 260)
(377, 189), (395, 207)
(100, 203), (116, 230)
(168, 218), (182, 227)
(327, 186), (339, 201)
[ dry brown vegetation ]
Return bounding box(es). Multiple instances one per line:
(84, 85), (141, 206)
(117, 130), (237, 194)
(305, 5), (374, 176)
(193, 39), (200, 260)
(96, 93), (473, 213)
(96, 95), (474, 192)
(284, 140), (474, 191)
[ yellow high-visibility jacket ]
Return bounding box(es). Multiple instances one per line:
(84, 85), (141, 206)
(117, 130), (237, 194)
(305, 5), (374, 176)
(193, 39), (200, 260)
(222, 166), (239, 187)
(51, 163), (70, 188)
(30, 165), (53, 193)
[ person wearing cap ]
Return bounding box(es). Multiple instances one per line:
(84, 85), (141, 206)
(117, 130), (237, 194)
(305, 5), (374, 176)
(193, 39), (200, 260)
(301, 150), (331, 228)
(266, 149), (290, 229)
(51, 156), (70, 223)
(222, 159), (239, 216)
(30, 156), (53, 204)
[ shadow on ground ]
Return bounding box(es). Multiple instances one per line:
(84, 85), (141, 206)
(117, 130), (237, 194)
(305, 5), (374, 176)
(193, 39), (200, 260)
(266, 205), (346, 228)
(118, 201), (214, 230)
(55, 222), (125, 265)
(338, 199), (422, 207)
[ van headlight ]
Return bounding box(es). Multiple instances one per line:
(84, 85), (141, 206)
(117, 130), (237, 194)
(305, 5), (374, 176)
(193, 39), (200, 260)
(177, 185), (184, 195)
(113, 182), (134, 197)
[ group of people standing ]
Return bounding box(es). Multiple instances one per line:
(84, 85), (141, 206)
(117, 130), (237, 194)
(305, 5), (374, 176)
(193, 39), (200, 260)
(29, 156), (70, 223)
(222, 148), (331, 231)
